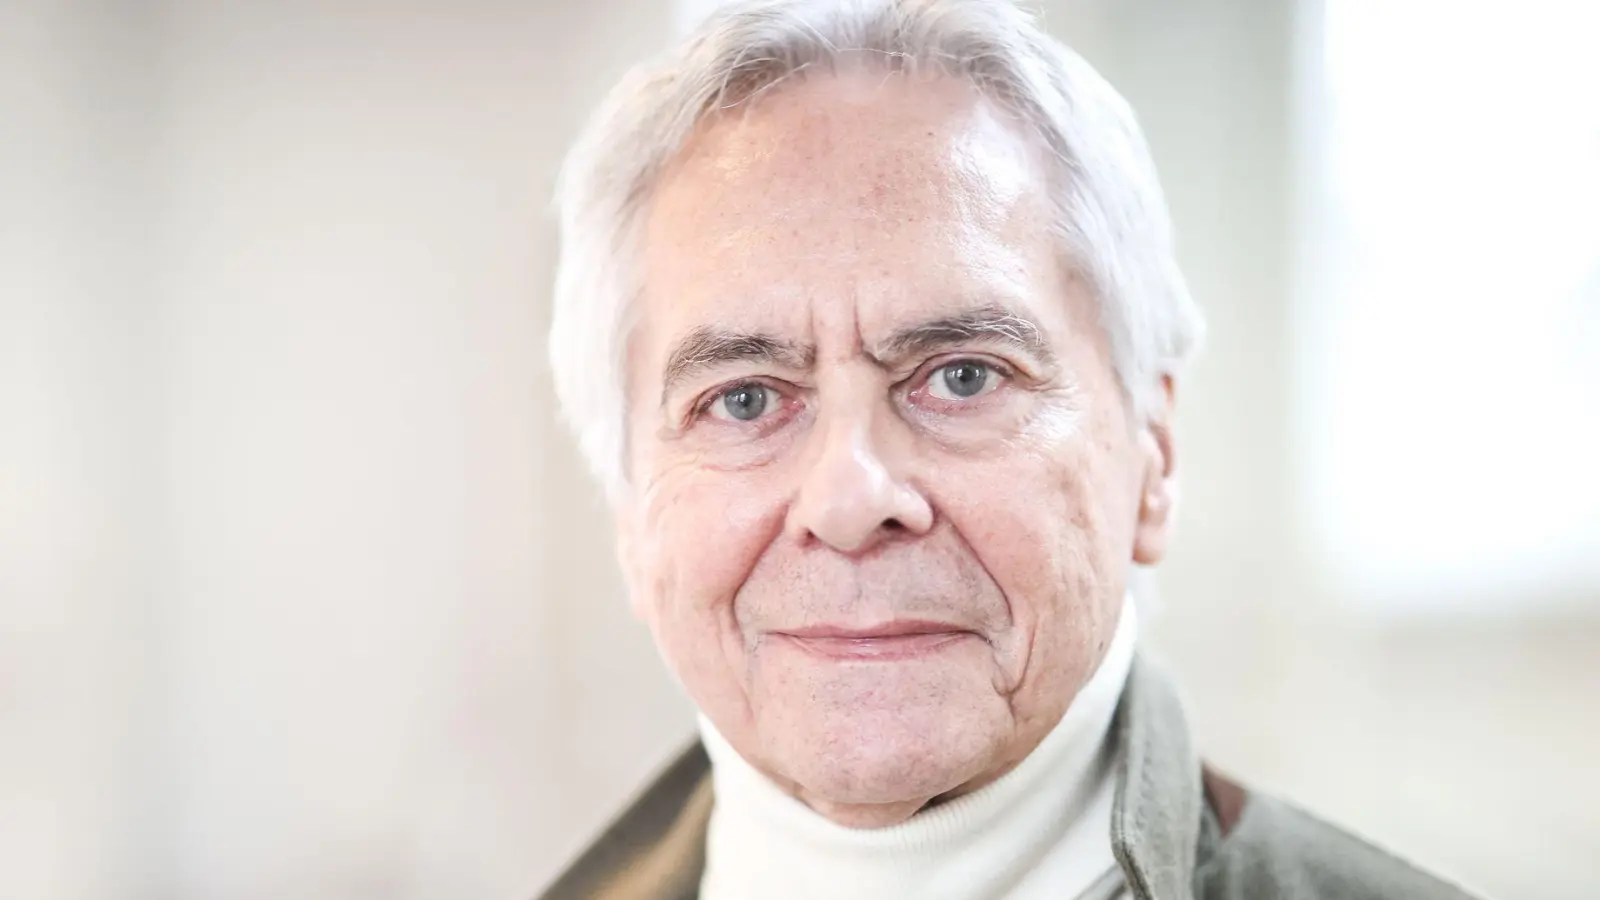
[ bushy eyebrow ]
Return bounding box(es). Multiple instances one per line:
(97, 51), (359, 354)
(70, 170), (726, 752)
(660, 326), (814, 405)
(871, 303), (1054, 367)
(657, 302), (1054, 406)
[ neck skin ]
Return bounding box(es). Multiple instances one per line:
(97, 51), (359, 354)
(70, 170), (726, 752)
(803, 774), (964, 829)
(794, 712), (1030, 827)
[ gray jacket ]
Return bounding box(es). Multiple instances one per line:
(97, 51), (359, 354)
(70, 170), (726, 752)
(539, 656), (1482, 900)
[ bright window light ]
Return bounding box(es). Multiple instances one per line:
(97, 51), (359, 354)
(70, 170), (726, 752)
(1301, 0), (1600, 615)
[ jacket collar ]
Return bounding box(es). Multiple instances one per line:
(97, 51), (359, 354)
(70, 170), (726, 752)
(1109, 655), (1203, 900)
(539, 653), (1205, 900)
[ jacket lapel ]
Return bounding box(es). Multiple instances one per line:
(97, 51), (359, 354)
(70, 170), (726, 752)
(1109, 655), (1204, 900)
(538, 743), (713, 900)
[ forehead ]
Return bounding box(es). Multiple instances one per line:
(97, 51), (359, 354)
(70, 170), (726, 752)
(637, 69), (1065, 349)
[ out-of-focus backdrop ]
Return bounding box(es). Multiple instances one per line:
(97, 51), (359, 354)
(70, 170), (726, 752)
(2, 0), (1596, 897)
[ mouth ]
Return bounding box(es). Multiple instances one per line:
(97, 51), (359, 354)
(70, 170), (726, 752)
(772, 621), (975, 661)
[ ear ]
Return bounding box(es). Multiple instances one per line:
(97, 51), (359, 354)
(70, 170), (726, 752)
(1132, 374), (1179, 566)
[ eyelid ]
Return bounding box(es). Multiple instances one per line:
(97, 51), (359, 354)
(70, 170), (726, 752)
(681, 355), (1014, 423)
(694, 377), (769, 411)
(690, 376), (796, 425)
(908, 353), (1017, 387)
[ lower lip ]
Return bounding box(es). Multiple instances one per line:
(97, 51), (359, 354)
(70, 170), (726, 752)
(777, 632), (971, 661)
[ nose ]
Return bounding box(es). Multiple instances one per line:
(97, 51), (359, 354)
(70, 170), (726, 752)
(786, 416), (933, 554)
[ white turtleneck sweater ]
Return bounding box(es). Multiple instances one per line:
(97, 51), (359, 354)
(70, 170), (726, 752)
(697, 601), (1138, 900)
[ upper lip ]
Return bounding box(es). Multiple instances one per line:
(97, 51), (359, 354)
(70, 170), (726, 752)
(777, 620), (968, 639)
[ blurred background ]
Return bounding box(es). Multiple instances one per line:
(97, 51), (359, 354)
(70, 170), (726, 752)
(2, 0), (1595, 897)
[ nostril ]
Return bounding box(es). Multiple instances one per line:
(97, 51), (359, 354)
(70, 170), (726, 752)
(883, 518), (905, 532)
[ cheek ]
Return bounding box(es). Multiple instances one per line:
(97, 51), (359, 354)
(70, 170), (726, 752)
(943, 447), (1112, 616)
(637, 463), (789, 641)
(927, 417), (1134, 682)
(635, 464), (792, 729)
(952, 396), (1131, 587)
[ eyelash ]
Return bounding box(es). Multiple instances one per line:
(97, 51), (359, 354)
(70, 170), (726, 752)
(912, 356), (1015, 402)
(692, 378), (788, 422)
(691, 355), (1015, 426)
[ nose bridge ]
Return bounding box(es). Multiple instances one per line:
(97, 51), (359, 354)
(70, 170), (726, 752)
(788, 396), (932, 552)
(819, 413), (893, 506)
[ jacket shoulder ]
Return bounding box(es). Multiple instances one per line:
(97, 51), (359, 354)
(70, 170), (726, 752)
(537, 742), (712, 900)
(1196, 790), (1484, 900)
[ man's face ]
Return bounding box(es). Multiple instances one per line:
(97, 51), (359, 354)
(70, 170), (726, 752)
(620, 70), (1174, 826)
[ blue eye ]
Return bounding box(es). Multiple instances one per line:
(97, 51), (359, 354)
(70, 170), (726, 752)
(710, 383), (772, 421)
(929, 361), (995, 400)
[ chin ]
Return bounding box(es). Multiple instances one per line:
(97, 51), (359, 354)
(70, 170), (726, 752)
(754, 677), (1005, 807)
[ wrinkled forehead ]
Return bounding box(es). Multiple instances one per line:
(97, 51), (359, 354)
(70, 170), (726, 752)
(635, 69), (1065, 361)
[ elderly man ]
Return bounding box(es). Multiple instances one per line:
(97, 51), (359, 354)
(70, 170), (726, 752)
(539, 1), (1476, 898)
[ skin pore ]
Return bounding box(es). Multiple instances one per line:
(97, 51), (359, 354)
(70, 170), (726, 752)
(616, 64), (1177, 829)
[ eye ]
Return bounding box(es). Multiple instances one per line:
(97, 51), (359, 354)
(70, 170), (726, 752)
(707, 382), (777, 422)
(926, 360), (1000, 401)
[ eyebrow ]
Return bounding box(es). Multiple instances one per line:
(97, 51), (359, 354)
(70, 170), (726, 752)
(872, 304), (1055, 368)
(657, 303), (1054, 406)
(660, 326), (815, 404)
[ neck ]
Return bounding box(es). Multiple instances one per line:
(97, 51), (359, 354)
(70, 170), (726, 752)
(791, 719), (1063, 829)
(795, 790), (927, 829)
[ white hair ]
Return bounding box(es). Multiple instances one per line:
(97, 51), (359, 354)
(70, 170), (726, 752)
(550, 0), (1203, 500)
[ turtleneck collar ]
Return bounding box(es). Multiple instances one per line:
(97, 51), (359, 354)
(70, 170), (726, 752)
(698, 599), (1139, 900)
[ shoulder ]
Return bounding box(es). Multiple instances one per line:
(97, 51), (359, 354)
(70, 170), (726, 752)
(537, 742), (712, 900)
(1195, 776), (1484, 900)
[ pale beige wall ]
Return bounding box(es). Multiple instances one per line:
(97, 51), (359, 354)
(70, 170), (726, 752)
(154, 2), (689, 896)
(1, 2), (161, 897)
(4, 0), (686, 897)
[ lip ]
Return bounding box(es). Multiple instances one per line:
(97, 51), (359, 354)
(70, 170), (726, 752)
(779, 620), (967, 639)
(773, 621), (974, 661)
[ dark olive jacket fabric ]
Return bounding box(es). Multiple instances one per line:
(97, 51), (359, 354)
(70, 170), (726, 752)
(539, 656), (1483, 900)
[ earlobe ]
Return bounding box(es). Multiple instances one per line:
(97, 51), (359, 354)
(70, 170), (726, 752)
(1132, 376), (1178, 566)
(1132, 476), (1175, 565)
